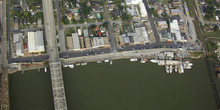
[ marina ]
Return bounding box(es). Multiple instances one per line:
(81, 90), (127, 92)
(9, 59), (217, 110)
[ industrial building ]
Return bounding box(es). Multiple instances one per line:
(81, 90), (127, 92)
(139, 3), (148, 18)
(27, 31), (45, 53)
(92, 37), (109, 48)
(157, 21), (168, 29)
(126, 0), (143, 5)
(170, 20), (187, 42)
(13, 33), (24, 57)
(133, 27), (150, 44)
(72, 33), (81, 50)
(66, 36), (74, 50)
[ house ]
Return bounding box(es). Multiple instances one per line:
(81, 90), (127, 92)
(127, 5), (138, 17)
(108, 4), (115, 11)
(139, 3), (148, 18)
(83, 29), (89, 37)
(108, 0), (113, 3)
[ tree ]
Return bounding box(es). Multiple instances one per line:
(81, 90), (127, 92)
(24, 11), (29, 18)
(214, 25), (219, 32)
(102, 22), (108, 28)
(81, 3), (91, 15)
(122, 14), (132, 22)
(62, 16), (69, 24)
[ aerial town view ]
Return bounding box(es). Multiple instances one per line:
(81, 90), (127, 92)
(0, 0), (220, 109)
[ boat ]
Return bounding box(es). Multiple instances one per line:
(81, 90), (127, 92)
(104, 59), (110, 62)
(97, 61), (102, 63)
(150, 59), (158, 63)
(166, 65), (170, 74)
(81, 62), (87, 66)
(69, 64), (74, 68)
(130, 58), (138, 62)
(63, 65), (69, 68)
(175, 65), (178, 72)
(44, 68), (47, 72)
(110, 60), (113, 65)
(178, 65), (184, 74)
(140, 58), (147, 63)
(169, 65), (173, 74)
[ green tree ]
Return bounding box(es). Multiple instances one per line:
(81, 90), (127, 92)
(122, 14), (132, 21)
(62, 16), (69, 24)
(24, 11), (29, 18)
(81, 3), (91, 15)
(214, 25), (219, 32)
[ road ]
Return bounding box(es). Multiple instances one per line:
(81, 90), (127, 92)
(10, 41), (186, 63)
(42, 0), (68, 109)
(143, 0), (160, 43)
(55, 0), (67, 52)
(102, 0), (118, 53)
(63, 22), (104, 29)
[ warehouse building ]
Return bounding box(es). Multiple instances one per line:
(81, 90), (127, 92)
(13, 33), (24, 57)
(72, 33), (81, 50)
(66, 36), (74, 50)
(27, 31), (45, 53)
(139, 3), (148, 18)
(170, 20), (187, 42)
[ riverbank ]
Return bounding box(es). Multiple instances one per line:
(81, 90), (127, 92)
(9, 59), (216, 110)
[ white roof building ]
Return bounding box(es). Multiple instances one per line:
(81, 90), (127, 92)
(170, 20), (187, 42)
(72, 33), (81, 50)
(133, 27), (150, 44)
(92, 37), (105, 48)
(83, 29), (89, 37)
(139, 3), (148, 18)
(78, 29), (82, 36)
(13, 33), (24, 57)
(27, 31), (45, 53)
(126, 0), (143, 5)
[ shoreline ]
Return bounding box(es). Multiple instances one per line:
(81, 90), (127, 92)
(8, 48), (204, 74)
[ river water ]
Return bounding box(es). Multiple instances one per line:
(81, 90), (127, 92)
(9, 59), (217, 110)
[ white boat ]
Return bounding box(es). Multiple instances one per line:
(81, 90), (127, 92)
(69, 64), (74, 68)
(140, 58), (147, 63)
(63, 65), (69, 68)
(110, 60), (113, 65)
(175, 65), (178, 72)
(166, 65), (170, 74)
(150, 59), (158, 63)
(81, 62), (87, 66)
(104, 59), (110, 62)
(169, 65), (173, 74)
(44, 68), (47, 72)
(178, 65), (184, 74)
(130, 58), (138, 62)
(97, 61), (102, 63)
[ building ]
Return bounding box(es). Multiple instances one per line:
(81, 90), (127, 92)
(27, 31), (45, 53)
(83, 29), (89, 37)
(126, 0), (143, 5)
(139, 3), (148, 18)
(157, 21), (168, 29)
(133, 27), (150, 44)
(77, 29), (82, 36)
(13, 33), (24, 57)
(84, 37), (91, 48)
(92, 37), (105, 48)
(72, 33), (81, 50)
(66, 36), (74, 50)
(159, 31), (172, 42)
(170, 20), (187, 42)
(170, 9), (181, 15)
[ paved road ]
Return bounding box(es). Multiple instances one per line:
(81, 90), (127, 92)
(102, 0), (118, 53)
(11, 28), (43, 33)
(55, 0), (67, 52)
(63, 22), (104, 29)
(11, 41), (184, 63)
(143, 0), (160, 43)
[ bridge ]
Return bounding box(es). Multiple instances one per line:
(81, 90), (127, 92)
(42, 0), (67, 109)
